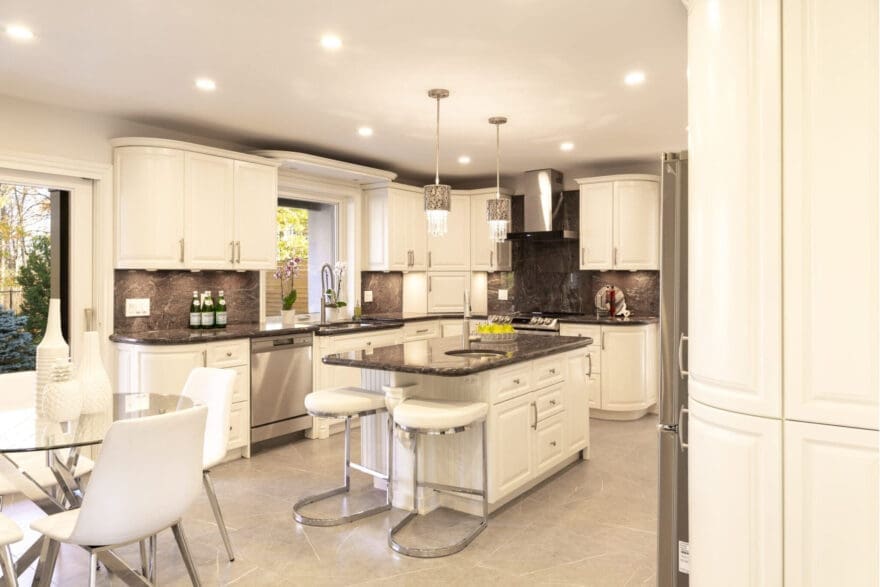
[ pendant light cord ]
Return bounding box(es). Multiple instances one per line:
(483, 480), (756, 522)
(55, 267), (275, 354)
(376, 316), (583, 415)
(495, 123), (501, 199)
(434, 96), (441, 186)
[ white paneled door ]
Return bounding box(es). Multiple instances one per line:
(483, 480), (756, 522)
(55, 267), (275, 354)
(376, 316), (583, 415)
(613, 180), (659, 270)
(185, 152), (235, 269)
(427, 194), (470, 271)
(233, 160), (277, 270)
(578, 182), (614, 270)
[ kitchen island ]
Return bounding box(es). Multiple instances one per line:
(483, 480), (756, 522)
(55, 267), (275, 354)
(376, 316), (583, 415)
(323, 334), (593, 515)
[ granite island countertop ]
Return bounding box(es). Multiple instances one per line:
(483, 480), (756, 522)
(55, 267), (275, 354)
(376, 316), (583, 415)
(322, 333), (593, 377)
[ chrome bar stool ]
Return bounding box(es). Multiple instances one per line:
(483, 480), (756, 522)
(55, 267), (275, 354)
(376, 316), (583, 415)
(294, 387), (393, 526)
(389, 398), (489, 558)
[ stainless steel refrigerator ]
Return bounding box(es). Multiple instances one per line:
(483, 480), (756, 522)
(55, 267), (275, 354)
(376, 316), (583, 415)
(657, 151), (689, 586)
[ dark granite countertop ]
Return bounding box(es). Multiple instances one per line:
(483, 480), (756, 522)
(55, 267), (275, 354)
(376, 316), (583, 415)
(361, 313), (488, 323)
(557, 315), (659, 326)
(313, 321), (404, 336)
(110, 322), (320, 345)
(322, 334), (592, 377)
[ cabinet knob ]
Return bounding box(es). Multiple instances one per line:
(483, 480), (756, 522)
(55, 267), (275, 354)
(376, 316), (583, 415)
(549, 368), (556, 375)
(550, 441), (557, 447)
(550, 399), (557, 406)
(513, 378), (521, 385)
(366, 342), (372, 346)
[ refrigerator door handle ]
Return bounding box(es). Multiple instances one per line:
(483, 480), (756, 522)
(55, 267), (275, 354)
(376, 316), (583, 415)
(678, 405), (689, 451)
(678, 333), (689, 378)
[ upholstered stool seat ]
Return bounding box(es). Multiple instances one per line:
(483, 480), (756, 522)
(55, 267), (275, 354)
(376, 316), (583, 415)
(293, 387), (393, 527)
(389, 398), (489, 558)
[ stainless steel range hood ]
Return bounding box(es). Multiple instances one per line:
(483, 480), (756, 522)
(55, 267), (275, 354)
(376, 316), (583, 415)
(506, 169), (577, 240)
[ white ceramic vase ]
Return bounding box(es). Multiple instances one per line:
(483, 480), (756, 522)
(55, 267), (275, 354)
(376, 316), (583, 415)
(36, 299), (70, 394)
(78, 331), (112, 414)
(281, 309), (297, 326)
(35, 360), (82, 424)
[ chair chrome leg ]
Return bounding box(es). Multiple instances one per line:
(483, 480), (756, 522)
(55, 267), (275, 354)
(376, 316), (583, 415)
(203, 471), (235, 561)
(172, 522), (201, 587)
(88, 552), (97, 587)
(147, 534), (157, 583)
(386, 414), (394, 507)
(32, 538), (59, 587)
(139, 540), (149, 577)
(0, 544), (17, 587)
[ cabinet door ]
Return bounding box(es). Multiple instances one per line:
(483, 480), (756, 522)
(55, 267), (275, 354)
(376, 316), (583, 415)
(784, 421), (879, 586)
(427, 194), (470, 270)
(782, 0), (879, 430)
(227, 402), (249, 450)
(586, 373), (600, 409)
(427, 273), (469, 313)
(687, 0), (782, 419)
(233, 161), (277, 270)
(600, 327), (649, 411)
(490, 392), (535, 500)
(578, 182), (613, 270)
(440, 320), (463, 338)
(613, 180), (659, 269)
(408, 191), (428, 271)
(564, 353), (589, 452)
(470, 194), (511, 272)
(688, 399), (782, 587)
(534, 413), (565, 475)
(386, 189), (411, 270)
(135, 347), (205, 395)
(115, 147), (185, 269)
(185, 152), (235, 269)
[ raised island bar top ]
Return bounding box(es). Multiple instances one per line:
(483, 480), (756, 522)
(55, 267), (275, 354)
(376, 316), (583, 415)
(322, 333), (594, 517)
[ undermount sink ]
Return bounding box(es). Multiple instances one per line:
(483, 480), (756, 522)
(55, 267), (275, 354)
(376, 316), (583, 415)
(318, 323), (365, 332)
(445, 349), (507, 358)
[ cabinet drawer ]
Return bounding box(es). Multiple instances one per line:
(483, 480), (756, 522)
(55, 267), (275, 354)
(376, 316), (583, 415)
(535, 414), (565, 474)
(533, 356), (565, 388)
(559, 324), (601, 345)
(228, 365), (249, 403)
(227, 401), (249, 449)
(207, 339), (249, 367)
(403, 321), (440, 341)
(490, 364), (532, 404)
(535, 385), (564, 421)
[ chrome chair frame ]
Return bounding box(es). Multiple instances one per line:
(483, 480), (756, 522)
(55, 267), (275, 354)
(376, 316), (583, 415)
(388, 419), (489, 558)
(293, 408), (393, 527)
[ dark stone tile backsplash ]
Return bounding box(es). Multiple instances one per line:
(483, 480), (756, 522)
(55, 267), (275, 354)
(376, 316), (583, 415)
(360, 272), (403, 314)
(114, 270), (260, 333)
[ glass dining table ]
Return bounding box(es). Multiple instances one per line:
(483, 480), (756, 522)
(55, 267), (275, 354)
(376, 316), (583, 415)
(0, 393), (195, 587)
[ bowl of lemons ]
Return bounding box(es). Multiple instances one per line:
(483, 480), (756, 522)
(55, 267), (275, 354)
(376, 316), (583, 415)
(475, 322), (517, 343)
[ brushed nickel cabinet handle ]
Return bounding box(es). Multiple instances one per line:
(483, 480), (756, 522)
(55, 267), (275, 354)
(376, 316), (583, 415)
(235, 241), (242, 263)
(549, 399), (557, 406)
(202, 350), (207, 366)
(531, 402), (538, 430)
(587, 353), (592, 377)
(550, 440), (557, 447)
(601, 331), (606, 350)
(679, 333), (689, 378)
(513, 378), (521, 385)
(428, 251), (432, 268)
(416, 328), (429, 334)
(679, 406), (689, 451)
(179, 239), (185, 263)
(229, 241), (235, 263)
(613, 246), (618, 266)
(549, 368), (556, 375)
(581, 247), (585, 265)
(490, 250), (494, 267)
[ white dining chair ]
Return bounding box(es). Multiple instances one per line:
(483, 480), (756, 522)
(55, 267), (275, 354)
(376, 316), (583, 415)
(0, 371), (94, 510)
(29, 404), (208, 586)
(0, 512), (22, 587)
(180, 367), (237, 562)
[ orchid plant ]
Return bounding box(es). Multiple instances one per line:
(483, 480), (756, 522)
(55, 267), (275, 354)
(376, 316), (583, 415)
(273, 257), (302, 311)
(325, 261), (347, 308)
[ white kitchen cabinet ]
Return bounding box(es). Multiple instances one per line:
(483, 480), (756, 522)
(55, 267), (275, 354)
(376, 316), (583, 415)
(427, 193), (470, 271)
(563, 353), (589, 454)
(491, 392), (535, 498)
(362, 184), (427, 272)
(427, 272), (469, 313)
(782, 0), (879, 430)
(113, 138), (279, 271)
(313, 329), (404, 391)
(185, 152), (235, 269)
(575, 176), (659, 271)
(233, 160), (278, 270)
(784, 420), (879, 586)
(470, 192), (512, 272)
(688, 399), (783, 587)
(115, 147), (186, 269)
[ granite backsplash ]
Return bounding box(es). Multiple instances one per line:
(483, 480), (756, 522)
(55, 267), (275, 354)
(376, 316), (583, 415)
(114, 270), (260, 333)
(360, 271), (403, 314)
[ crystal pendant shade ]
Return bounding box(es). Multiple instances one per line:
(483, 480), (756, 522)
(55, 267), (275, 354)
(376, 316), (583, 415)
(424, 182), (451, 237)
(486, 197), (511, 243)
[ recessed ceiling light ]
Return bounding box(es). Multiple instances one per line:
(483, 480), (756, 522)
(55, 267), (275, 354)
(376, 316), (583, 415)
(458, 155), (471, 165)
(321, 34), (342, 50)
(6, 25), (34, 41)
(560, 142), (575, 152)
(357, 126), (373, 137)
(624, 71), (646, 86)
(195, 78), (216, 91)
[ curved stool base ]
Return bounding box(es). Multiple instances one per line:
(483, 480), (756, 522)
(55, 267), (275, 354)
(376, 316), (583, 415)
(388, 510), (488, 558)
(293, 486), (392, 527)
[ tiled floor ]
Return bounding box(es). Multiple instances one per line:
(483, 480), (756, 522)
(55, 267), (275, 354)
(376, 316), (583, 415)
(5, 416), (659, 586)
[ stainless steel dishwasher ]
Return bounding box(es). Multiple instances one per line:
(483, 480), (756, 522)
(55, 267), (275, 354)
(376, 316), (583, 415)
(250, 334), (313, 443)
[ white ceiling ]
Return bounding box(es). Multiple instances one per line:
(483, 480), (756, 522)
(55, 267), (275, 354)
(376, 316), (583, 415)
(0, 0), (687, 185)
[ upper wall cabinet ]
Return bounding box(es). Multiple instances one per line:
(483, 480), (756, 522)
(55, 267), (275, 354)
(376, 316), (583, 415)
(428, 192), (471, 271)
(362, 184), (427, 272)
(113, 138), (279, 270)
(575, 175), (659, 271)
(469, 189), (512, 272)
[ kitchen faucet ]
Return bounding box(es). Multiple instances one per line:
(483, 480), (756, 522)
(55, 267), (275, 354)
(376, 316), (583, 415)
(320, 263), (334, 325)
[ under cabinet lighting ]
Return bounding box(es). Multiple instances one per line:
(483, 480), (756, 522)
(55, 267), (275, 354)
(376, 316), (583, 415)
(321, 34), (342, 50)
(357, 126), (373, 137)
(195, 78), (216, 91)
(458, 155), (471, 165)
(624, 71), (646, 86)
(560, 142), (575, 152)
(6, 25), (34, 41)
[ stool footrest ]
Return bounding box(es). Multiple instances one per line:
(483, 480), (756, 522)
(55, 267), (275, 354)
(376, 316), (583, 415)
(293, 486), (391, 527)
(421, 481), (484, 497)
(349, 462), (388, 480)
(389, 510), (488, 558)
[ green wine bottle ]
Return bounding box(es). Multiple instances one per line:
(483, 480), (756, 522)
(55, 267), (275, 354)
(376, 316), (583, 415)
(201, 290), (215, 328)
(189, 291), (201, 329)
(215, 290), (227, 328)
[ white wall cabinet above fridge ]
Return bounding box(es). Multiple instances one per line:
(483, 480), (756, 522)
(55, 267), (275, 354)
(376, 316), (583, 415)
(575, 175), (660, 271)
(362, 183), (427, 271)
(113, 138), (279, 270)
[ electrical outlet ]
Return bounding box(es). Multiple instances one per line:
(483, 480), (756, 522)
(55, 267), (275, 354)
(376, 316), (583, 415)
(125, 298), (150, 317)
(364, 290), (373, 302)
(498, 289), (508, 301)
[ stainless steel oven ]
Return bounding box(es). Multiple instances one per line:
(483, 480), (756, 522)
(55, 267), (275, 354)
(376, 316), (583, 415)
(250, 334), (313, 443)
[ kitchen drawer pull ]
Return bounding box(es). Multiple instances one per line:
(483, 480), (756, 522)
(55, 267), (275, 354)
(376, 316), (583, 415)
(586, 353), (592, 377)
(549, 399), (557, 406)
(226, 351), (232, 357)
(415, 328), (429, 334)
(548, 368), (556, 375)
(179, 238), (185, 262)
(366, 341), (372, 346)
(531, 402), (538, 430)
(512, 378), (521, 385)
(550, 441), (557, 447)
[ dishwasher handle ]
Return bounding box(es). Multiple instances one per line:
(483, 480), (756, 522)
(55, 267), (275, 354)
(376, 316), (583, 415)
(251, 335), (312, 353)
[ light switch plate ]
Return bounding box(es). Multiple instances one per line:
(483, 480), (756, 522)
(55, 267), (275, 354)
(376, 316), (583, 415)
(498, 289), (508, 301)
(125, 298), (150, 317)
(364, 290), (373, 302)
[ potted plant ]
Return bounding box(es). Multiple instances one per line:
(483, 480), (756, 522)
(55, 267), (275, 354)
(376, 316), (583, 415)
(324, 261), (348, 322)
(274, 257), (301, 326)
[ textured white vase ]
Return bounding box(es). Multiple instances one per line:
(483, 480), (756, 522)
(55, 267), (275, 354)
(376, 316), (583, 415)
(35, 360), (82, 423)
(36, 299), (70, 395)
(78, 331), (112, 414)
(281, 309), (297, 326)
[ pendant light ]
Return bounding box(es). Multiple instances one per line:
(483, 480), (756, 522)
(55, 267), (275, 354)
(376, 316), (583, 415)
(487, 116), (510, 242)
(424, 89), (452, 237)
